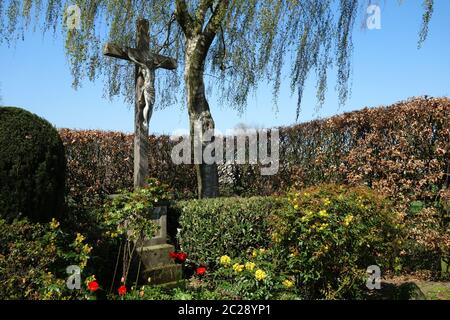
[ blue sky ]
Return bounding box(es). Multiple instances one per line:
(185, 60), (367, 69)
(0, 1), (449, 135)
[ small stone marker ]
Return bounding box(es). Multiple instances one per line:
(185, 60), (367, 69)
(149, 206), (168, 246)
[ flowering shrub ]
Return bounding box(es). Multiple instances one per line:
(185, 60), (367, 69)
(202, 250), (299, 300)
(0, 218), (93, 300)
(271, 184), (401, 299)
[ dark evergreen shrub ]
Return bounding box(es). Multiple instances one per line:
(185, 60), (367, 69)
(0, 107), (66, 222)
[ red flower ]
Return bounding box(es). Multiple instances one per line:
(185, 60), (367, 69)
(169, 251), (178, 260)
(87, 281), (99, 292)
(169, 251), (188, 263)
(196, 267), (206, 276)
(118, 285), (127, 296)
(177, 252), (188, 263)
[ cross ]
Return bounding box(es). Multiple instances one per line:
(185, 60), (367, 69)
(103, 19), (177, 189)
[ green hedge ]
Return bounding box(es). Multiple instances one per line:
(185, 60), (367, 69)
(173, 196), (290, 267)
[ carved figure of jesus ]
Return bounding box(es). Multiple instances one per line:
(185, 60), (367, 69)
(128, 52), (156, 129)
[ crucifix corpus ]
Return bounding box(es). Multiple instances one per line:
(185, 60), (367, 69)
(104, 19), (177, 189)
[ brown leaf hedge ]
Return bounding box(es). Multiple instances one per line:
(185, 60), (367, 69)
(60, 97), (449, 204)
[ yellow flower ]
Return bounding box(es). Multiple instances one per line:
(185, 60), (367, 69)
(317, 223), (329, 232)
(343, 215), (354, 226)
(82, 244), (93, 254)
(323, 198), (331, 206)
(245, 262), (256, 271)
(220, 255), (231, 266)
(318, 210), (328, 218)
(293, 204), (299, 210)
(233, 263), (244, 273)
(75, 233), (85, 244)
(109, 232), (118, 239)
(259, 248), (266, 254)
(289, 248), (299, 258)
(282, 279), (294, 289)
(50, 218), (60, 229)
(252, 249), (258, 258)
(271, 233), (281, 243)
(255, 269), (267, 281)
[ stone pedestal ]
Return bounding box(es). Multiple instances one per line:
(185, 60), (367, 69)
(137, 206), (182, 285)
(140, 244), (182, 284)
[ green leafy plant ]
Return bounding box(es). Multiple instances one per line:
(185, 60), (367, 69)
(101, 178), (172, 284)
(174, 196), (290, 267)
(102, 178), (171, 241)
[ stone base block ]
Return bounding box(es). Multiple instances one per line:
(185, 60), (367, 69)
(142, 264), (183, 285)
(137, 243), (182, 285)
(138, 243), (174, 268)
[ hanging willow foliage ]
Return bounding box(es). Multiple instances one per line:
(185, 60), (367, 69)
(0, 0), (435, 117)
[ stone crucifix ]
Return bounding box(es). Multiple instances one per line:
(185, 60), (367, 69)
(103, 19), (177, 189)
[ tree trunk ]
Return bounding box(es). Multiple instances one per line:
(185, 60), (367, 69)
(185, 36), (219, 198)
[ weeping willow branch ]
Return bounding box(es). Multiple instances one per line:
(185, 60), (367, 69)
(418, 0), (434, 48)
(0, 0), (437, 118)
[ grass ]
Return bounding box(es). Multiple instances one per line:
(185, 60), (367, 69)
(417, 282), (450, 300)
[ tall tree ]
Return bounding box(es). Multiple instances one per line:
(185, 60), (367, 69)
(0, 0), (435, 198)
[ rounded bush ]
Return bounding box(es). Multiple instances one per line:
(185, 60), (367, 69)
(0, 107), (66, 222)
